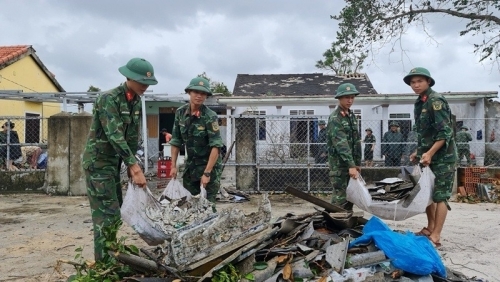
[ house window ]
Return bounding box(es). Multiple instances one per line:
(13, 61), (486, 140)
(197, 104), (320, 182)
(353, 109), (362, 133)
(245, 110), (266, 140)
(290, 109), (316, 146)
(389, 113), (411, 119)
(290, 110), (315, 116)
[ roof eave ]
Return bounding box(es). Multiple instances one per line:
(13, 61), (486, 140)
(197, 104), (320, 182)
(219, 92), (499, 105)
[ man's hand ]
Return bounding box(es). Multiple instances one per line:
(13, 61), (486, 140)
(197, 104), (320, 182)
(129, 163), (147, 188)
(349, 167), (359, 179)
(409, 152), (417, 163)
(420, 152), (433, 166)
(170, 167), (178, 179)
(201, 175), (210, 188)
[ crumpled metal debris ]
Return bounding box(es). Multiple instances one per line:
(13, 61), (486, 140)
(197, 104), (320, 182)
(116, 190), (485, 282)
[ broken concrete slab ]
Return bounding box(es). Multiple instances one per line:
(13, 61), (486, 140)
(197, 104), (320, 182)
(325, 240), (349, 274)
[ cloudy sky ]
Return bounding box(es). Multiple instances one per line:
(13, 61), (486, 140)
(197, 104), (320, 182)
(1, 0), (499, 109)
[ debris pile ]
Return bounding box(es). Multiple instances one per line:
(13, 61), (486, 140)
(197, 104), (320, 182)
(115, 187), (484, 282)
(456, 168), (500, 203)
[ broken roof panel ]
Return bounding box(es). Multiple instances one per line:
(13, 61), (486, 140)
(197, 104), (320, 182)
(232, 73), (378, 96)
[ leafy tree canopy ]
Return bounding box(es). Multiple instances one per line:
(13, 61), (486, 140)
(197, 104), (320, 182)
(331, 0), (500, 68)
(197, 72), (232, 96)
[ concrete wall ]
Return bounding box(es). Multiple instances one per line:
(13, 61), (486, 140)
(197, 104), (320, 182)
(0, 171), (45, 193)
(46, 112), (92, 195)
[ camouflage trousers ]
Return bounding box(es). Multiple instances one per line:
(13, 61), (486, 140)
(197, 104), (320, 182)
(182, 163), (221, 210)
(84, 169), (122, 261)
(457, 148), (471, 165)
(429, 163), (456, 203)
(329, 167), (353, 210)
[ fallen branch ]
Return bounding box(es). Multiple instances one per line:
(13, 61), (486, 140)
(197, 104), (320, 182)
(108, 251), (159, 274)
(140, 248), (183, 280)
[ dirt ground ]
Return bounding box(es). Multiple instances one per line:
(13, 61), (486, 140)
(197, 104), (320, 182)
(0, 191), (499, 282)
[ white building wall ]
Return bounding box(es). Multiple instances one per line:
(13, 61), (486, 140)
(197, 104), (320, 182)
(228, 98), (486, 162)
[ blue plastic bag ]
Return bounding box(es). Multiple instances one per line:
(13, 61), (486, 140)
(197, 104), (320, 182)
(37, 152), (48, 169)
(349, 217), (446, 277)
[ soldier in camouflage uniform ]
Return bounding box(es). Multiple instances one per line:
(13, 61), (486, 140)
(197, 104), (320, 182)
(406, 67), (457, 248)
(326, 83), (362, 210)
(363, 128), (375, 167)
(382, 121), (404, 167)
(315, 120), (328, 163)
(402, 125), (418, 166)
(82, 58), (158, 261)
(456, 125), (472, 166)
(169, 77), (224, 208)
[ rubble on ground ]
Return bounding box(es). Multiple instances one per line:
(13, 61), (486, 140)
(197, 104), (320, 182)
(114, 189), (487, 282)
(456, 168), (500, 204)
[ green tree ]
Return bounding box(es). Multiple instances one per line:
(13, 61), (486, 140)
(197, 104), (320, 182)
(316, 40), (367, 74)
(197, 72), (232, 96)
(87, 85), (101, 92)
(331, 0), (500, 67)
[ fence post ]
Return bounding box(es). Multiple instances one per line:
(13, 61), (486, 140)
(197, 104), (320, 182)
(235, 117), (256, 191)
(6, 118), (10, 163)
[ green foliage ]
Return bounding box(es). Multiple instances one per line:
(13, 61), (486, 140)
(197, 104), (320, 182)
(244, 273), (255, 281)
(330, 0), (500, 66)
(87, 85), (101, 92)
(197, 72), (233, 96)
(69, 220), (139, 282)
(212, 264), (240, 282)
(315, 40), (367, 74)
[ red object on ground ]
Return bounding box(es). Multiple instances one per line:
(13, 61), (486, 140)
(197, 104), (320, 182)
(157, 159), (171, 179)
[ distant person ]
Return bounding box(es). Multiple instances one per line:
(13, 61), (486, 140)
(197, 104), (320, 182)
(382, 121), (404, 167)
(315, 120), (328, 163)
(456, 125), (472, 166)
(402, 125), (418, 166)
(0, 122), (22, 171)
(21, 146), (42, 169)
(160, 128), (172, 143)
(363, 128), (375, 167)
(326, 83), (361, 211)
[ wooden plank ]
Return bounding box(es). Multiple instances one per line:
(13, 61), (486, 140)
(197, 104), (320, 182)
(285, 186), (347, 213)
(182, 227), (272, 271)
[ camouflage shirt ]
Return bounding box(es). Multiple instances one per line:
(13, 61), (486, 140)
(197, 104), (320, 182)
(414, 88), (457, 164)
(382, 130), (404, 157)
(456, 131), (472, 150)
(170, 104), (224, 166)
(326, 107), (361, 168)
(82, 83), (141, 171)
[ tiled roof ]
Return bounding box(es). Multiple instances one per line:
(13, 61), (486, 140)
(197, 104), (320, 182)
(232, 73), (378, 96)
(0, 45), (30, 65)
(0, 45), (65, 92)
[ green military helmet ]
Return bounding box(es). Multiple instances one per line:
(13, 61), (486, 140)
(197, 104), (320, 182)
(118, 58), (158, 85)
(389, 121), (400, 127)
(335, 83), (359, 99)
(319, 120), (326, 125)
(365, 128), (372, 132)
(403, 67), (435, 87)
(461, 125), (468, 130)
(185, 77), (212, 96)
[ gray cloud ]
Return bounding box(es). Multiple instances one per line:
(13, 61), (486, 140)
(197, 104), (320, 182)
(0, 0), (497, 100)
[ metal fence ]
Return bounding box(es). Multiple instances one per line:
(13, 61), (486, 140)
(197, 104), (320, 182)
(221, 116), (500, 192)
(0, 116), (48, 171)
